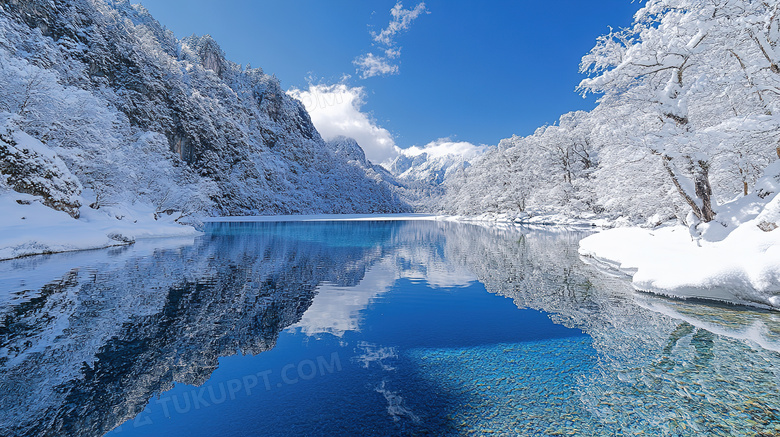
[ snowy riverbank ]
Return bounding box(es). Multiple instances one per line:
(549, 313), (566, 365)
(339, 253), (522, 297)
(580, 225), (780, 309)
(448, 211), (605, 228)
(579, 162), (780, 310)
(0, 194), (200, 261)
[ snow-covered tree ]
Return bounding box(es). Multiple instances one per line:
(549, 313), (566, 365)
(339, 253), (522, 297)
(443, 0), (780, 228)
(579, 0), (780, 226)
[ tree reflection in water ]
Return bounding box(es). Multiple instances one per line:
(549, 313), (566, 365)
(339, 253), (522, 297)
(0, 221), (778, 436)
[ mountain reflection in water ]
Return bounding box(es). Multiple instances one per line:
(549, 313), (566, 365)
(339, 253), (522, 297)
(1, 221), (779, 436)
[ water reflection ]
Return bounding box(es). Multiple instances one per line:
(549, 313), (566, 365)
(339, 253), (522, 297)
(0, 221), (778, 436)
(444, 225), (780, 434)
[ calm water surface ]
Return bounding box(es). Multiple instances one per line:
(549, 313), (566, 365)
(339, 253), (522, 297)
(1, 220), (780, 436)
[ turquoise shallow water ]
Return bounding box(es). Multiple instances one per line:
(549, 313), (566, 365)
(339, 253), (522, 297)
(405, 337), (596, 435)
(1, 220), (780, 436)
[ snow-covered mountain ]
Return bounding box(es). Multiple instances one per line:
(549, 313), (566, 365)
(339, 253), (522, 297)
(383, 140), (486, 212)
(386, 140), (485, 186)
(0, 0), (409, 225)
(387, 152), (469, 186)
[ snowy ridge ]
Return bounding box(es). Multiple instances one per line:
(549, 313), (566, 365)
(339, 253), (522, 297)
(388, 147), (478, 186)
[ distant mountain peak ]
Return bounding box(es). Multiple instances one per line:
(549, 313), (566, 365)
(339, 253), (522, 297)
(388, 145), (483, 186)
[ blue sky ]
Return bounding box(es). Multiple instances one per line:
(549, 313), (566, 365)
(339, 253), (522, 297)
(137, 0), (641, 161)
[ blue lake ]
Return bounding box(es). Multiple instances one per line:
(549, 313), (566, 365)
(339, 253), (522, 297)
(2, 220), (780, 436)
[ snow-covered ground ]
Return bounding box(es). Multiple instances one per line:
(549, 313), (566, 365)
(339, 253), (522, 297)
(0, 194), (199, 261)
(580, 162), (780, 310)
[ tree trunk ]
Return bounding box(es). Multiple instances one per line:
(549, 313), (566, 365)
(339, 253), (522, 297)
(743, 181), (749, 196)
(693, 160), (716, 222)
(661, 155), (716, 223)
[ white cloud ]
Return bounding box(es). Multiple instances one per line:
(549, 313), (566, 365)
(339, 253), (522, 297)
(401, 138), (487, 160)
(372, 2), (428, 46)
(287, 83), (399, 164)
(384, 48), (401, 60)
(353, 53), (399, 79)
(288, 254), (477, 337)
(287, 84), (487, 165)
(354, 2), (428, 79)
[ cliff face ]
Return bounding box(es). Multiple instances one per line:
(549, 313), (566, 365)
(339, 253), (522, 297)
(0, 0), (409, 216)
